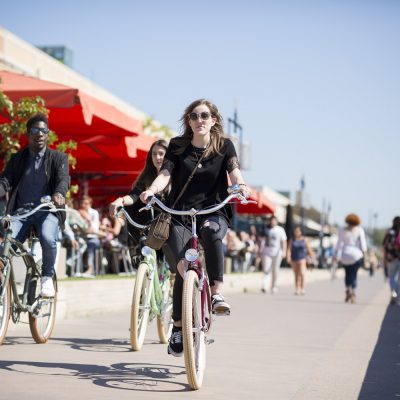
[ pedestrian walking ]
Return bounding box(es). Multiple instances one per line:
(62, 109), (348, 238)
(287, 225), (315, 295)
(259, 215), (287, 293)
(333, 213), (367, 303)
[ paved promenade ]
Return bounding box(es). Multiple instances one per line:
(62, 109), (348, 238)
(1, 269), (398, 399)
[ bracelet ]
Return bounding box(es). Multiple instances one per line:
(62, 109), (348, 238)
(238, 184), (247, 187)
(54, 192), (65, 199)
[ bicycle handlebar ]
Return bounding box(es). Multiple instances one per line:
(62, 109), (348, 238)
(140, 185), (257, 217)
(116, 207), (148, 230)
(0, 202), (63, 222)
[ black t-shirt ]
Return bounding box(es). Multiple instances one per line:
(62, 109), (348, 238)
(161, 137), (238, 226)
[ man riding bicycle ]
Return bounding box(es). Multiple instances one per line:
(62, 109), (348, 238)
(0, 113), (70, 297)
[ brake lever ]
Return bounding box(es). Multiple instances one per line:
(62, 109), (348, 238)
(237, 193), (257, 205)
(139, 195), (154, 212)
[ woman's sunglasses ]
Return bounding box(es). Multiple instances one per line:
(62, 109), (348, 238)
(188, 112), (213, 121)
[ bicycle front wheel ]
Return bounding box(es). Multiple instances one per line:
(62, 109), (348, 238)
(130, 262), (152, 351)
(0, 268), (11, 345)
(28, 274), (58, 344)
(182, 270), (206, 390)
(156, 274), (173, 344)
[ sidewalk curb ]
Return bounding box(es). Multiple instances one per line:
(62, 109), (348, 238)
(56, 268), (340, 321)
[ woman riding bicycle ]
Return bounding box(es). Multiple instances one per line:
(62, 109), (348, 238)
(109, 139), (169, 253)
(140, 99), (250, 357)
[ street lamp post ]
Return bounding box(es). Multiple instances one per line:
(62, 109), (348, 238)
(228, 109), (243, 162)
(228, 109), (243, 232)
(300, 175), (306, 230)
(318, 198), (326, 268)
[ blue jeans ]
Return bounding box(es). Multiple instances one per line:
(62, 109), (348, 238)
(344, 259), (363, 289)
(11, 211), (60, 277)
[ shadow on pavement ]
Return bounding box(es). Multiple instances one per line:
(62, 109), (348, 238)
(4, 336), (161, 352)
(358, 304), (400, 399)
(0, 360), (189, 392)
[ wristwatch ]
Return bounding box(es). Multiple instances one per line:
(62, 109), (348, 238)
(54, 192), (65, 199)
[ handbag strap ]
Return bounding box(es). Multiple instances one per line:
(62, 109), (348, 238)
(171, 146), (207, 208)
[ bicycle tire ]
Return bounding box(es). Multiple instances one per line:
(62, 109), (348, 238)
(0, 275), (11, 345)
(182, 270), (206, 390)
(130, 262), (152, 351)
(156, 274), (173, 344)
(28, 274), (57, 344)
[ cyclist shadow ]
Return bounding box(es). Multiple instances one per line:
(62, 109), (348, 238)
(0, 359), (189, 392)
(5, 336), (163, 353)
(4, 336), (132, 352)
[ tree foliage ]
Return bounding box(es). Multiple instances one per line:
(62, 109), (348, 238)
(143, 116), (175, 139)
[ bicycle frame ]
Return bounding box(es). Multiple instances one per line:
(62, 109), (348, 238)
(1, 232), (43, 319)
(1, 202), (57, 316)
(142, 186), (254, 327)
(117, 207), (171, 318)
(0, 200), (62, 344)
(117, 208), (173, 349)
(140, 186), (255, 388)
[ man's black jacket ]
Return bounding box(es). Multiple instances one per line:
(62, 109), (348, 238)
(0, 147), (70, 228)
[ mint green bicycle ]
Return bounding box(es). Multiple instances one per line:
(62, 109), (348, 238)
(117, 208), (173, 351)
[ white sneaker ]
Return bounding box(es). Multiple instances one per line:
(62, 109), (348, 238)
(40, 276), (55, 297)
(211, 294), (230, 315)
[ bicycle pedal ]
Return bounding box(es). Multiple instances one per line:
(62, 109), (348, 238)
(213, 309), (230, 316)
(206, 337), (215, 345)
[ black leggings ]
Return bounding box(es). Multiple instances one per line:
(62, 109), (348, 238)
(162, 214), (228, 322)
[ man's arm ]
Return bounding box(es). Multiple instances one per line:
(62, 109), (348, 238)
(52, 152), (70, 206)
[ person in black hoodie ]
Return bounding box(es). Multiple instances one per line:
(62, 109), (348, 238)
(0, 113), (70, 297)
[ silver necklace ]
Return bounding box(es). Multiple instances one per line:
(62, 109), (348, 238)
(192, 145), (204, 169)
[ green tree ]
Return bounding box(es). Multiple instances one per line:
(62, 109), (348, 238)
(143, 117), (175, 139)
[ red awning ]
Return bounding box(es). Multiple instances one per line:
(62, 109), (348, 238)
(0, 70), (143, 135)
(0, 70), (155, 204)
(236, 186), (276, 215)
(70, 134), (155, 174)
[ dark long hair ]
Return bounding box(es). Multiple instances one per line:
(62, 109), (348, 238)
(392, 216), (400, 231)
(133, 139), (168, 190)
(174, 99), (225, 157)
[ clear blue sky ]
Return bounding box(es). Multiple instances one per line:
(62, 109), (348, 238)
(1, 0), (399, 228)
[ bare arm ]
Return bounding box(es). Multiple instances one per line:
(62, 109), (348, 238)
(281, 239), (287, 257)
(109, 194), (134, 216)
(140, 169), (171, 203)
(286, 239), (292, 263)
(228, 167), (250, 198)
